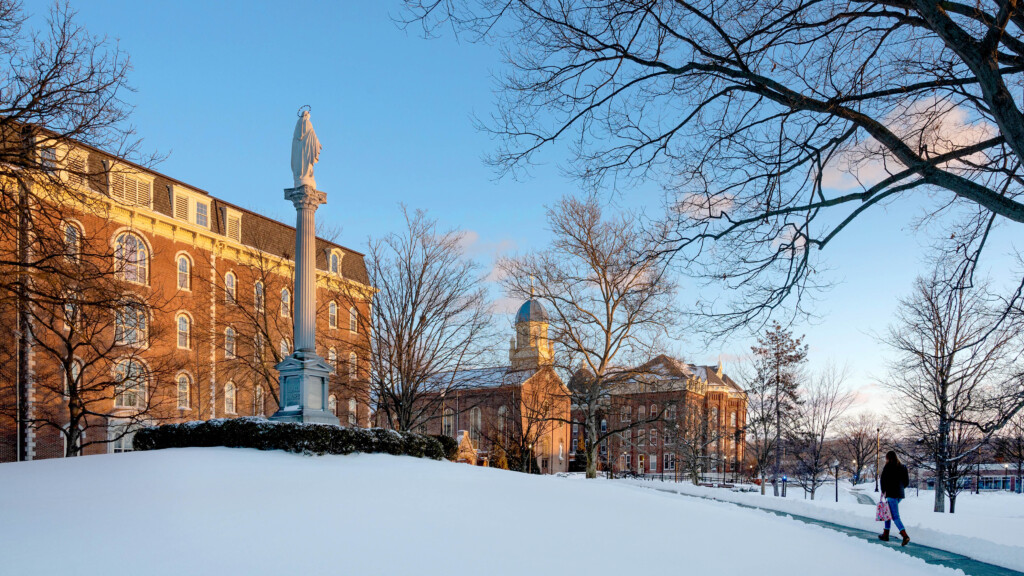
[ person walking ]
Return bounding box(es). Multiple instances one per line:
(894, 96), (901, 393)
(878, 450), (911, 546)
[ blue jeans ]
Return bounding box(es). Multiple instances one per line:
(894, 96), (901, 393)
(884, 497), (905, 531)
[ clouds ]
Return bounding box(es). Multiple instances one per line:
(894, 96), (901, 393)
(673, 192), (735, 220)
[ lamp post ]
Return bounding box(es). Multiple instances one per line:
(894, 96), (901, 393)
(1005, 463), (1010, 492)
(833, 459), (840, 503)
(874, 427), (880, 493)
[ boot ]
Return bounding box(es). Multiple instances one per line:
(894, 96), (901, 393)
(878, 529), (890, 542)
(900, 530), (910, 547)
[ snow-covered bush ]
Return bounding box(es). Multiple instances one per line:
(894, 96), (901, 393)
(133, 418), (448, 460)
(429, 434), (458, 460)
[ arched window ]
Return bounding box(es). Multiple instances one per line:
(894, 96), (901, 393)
(254, 385), (265, 416)
(280, 288), (291, 317)
(63, 360), (82, 397)
(348, 352), (357, 379)
(600, 419), (608, 433)
(176, 314), (191, 349)
(349, 307), (358, 332)
(328, 394), (338, 416)
(114, 359), (146, 409)
(348, 398), (357, 426)
(328, 348), (337, 373)
(638, 405), (646, 420)
(115, 301), (147, 346)
(224, 382), (236, 414)
(64, 223), (81, 261)
(254, 333), (264, 362)
(225, 272), (237, 303)
(176, 255), (191, 290)
(469, 407), (482, 446)
(497, 405), (508, 433)
(559, 440), (564, 462)
(328, 301), (338, 328)
(329, 251), (340, 274)
(650, 428), (657, 446)
(254, 281), (265, 313)
(650, 404), (657, 418)
(115, 232), (148, 284)
(225, 327), (236, 359)
(279, 338), (290, 358)
(176, 373), (190, 409)
(442, 407), (454, 437)
(621, 405), (631, 423)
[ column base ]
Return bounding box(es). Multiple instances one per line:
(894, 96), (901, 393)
(270, 350), (340, 426)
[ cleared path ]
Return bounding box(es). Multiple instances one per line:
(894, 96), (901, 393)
(643, 486), (1022, 576)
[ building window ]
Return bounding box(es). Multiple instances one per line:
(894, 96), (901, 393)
(600, 419), (607, 433)
(226, 213), (241, 241)
(281, 288), (290, 317)
(730, 411), (737, 427)
(64, 223), (81, 262)
(195, 201), (209, 228)
(650, 404), (657, 417)
(559, 441), (564, 462)
(638, 405), (646, 420)
(469, 407), (482, 446)
(638, 430), (646, 447)
(328, 348), (337, 373)
(442, 408), (454, 437)
(348, 352), (357, 379)
(110, 172), (151, 207)
(279, 338), (290, 358)
(665, 453), (676, 471)
(176, 255), (191, 290)
(225, 272), (237, 303)
(667, 406), (677, 421)
(254, 281), (265, 313)
(650, 428), (657, 447)
(115, 301), (147, 347)
(348, 398), (358, 426)
(224, 382), (236, 414)
(349, 307), (358, 332)
(225, 327), (236, 359)
(62, 360), (82, 397)
(625, 428), (632, 445)
(621, 405), (631, 423)
(650, 454), (657, 472)
(711, 407), (719, 426)
(328, 301), (338, 328)
(254, 385), (265, 416)
(254, 333), (264, 363)
(330, 251), (340, 274)
(113, 359), (146, 409)
(114, 232), (148, 284)
(328, 394), (338, 416)
(176, 374), (190, 409)
(177, 314), (191, 349)
(626, 453), (632, 469)
(109, 423), (135, 453)
(638, 454), (645, 472)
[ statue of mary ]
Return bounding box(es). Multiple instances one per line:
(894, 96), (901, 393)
(291, 109), (321, 189)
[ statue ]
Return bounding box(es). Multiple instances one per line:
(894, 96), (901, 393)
(291, 108), (321, 189)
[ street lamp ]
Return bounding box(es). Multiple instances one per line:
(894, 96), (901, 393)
(833, 459), (840, 503)
(875, 427), (880, 493)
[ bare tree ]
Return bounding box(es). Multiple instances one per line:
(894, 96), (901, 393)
(669, 401), (721, 485)
(837, 412), (890, 487)
(750, 322), (808, 495)
(401, 1), (1024, 344)
(884, 271), (1024, 512)
(0, 1), (159, 460)
(359, 207), (495, 432)
(994, 412), (1024, 494)
(498, 195), (679, 478)
(789, 365), (853, 499)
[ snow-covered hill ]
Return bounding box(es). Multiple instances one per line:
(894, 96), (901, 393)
(0, 449), (964, 576)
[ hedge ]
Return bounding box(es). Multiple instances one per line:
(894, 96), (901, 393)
(429, 434), (459, 461)
(133, 417), (448, 460)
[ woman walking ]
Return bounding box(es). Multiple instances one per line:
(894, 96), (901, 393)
(878, 451), (911, 546)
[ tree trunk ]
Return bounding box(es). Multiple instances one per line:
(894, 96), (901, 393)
(949, 494), (957, 514)
(16, 178), (30, 463)
(585, 413), (599, 479)
(760, 471), (766, 495)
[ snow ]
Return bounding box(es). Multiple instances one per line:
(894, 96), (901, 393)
(618, 478), (1024, 572)
(0, 448), (977, 576)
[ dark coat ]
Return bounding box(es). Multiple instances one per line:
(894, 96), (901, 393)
(880, 462), (909, 499)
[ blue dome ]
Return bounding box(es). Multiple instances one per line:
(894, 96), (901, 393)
(515, 299), (549, 323)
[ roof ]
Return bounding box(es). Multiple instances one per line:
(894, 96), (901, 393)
(515, 299), (549, 323)
(427, 366), (538, 391)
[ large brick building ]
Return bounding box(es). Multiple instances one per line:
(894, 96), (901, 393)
(0, 137), (373, 462)
(575, 355), (747, 480)
(420, 298), (572, 474)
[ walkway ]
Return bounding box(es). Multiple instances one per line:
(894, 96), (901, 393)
(849, 489), (878, 505)
(644, 486), (1022, 576)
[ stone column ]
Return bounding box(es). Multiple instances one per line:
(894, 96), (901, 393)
(269, 184), (339, 425)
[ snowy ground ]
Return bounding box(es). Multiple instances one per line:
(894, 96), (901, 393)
(616, 477), (1024, 572)
(0, 449), (991, 576)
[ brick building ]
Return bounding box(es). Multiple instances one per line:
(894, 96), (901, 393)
(0, 138), (373, 462)
(420, 298), (571, 474)
(574, 355), (747, 480)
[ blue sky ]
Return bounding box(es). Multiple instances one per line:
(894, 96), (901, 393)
(30, 1), (1021, 414)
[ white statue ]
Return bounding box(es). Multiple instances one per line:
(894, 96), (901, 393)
(291, 109), (321, 189)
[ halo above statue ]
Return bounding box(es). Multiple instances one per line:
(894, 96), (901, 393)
(296, 104), (311, 117)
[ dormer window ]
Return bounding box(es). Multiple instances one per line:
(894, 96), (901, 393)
(330, 252), (340, 274)
(173, 185), (211, 229)
(111, 169), (153, 208)
(195, 202), (209, 227)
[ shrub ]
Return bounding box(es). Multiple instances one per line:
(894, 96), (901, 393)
(430, 434), (459, 461)
(133, 417), (446, 460)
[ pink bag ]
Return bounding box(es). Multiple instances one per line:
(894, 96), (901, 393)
(875, 493), (892, 522)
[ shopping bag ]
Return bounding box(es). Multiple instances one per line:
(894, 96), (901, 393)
(875, 493), (892, 522)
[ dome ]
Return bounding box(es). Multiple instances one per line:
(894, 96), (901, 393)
(515, 299), (549, 323)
